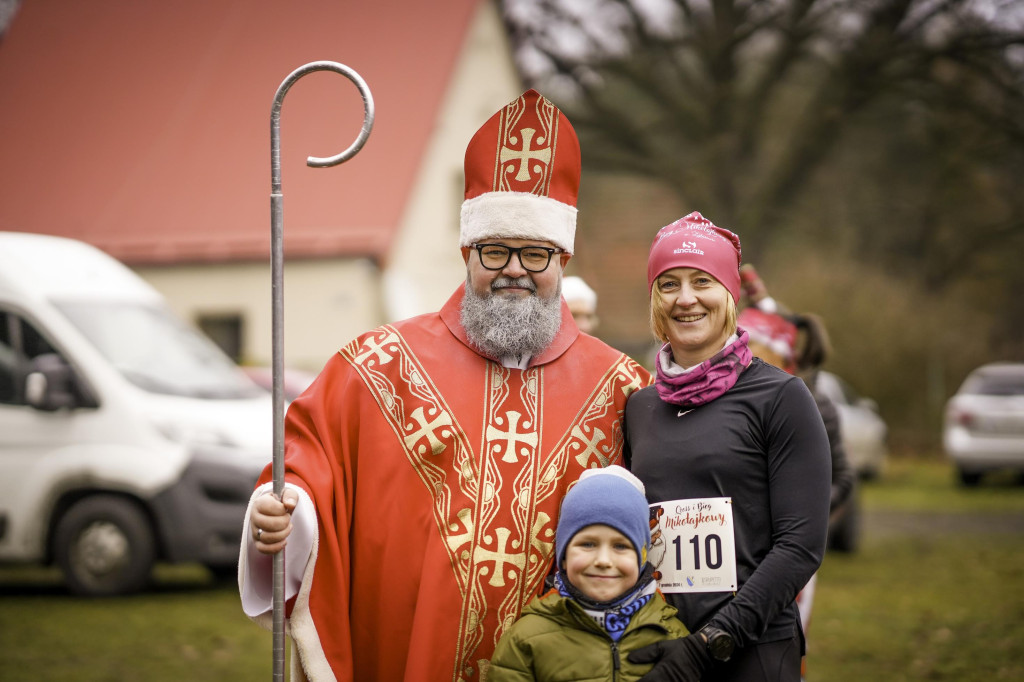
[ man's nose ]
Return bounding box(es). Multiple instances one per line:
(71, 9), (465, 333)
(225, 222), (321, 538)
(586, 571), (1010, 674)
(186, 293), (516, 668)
(501, 252), (528, 277)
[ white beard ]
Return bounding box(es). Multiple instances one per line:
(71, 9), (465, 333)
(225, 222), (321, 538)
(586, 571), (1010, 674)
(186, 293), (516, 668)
(460, 275), (562, 360)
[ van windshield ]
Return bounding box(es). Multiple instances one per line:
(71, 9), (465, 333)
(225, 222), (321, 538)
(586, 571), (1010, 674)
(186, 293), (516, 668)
(56, 301), (264, 399)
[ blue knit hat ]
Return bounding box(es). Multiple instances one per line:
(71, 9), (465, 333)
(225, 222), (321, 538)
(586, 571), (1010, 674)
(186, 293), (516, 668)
(556, 466), (651, 569)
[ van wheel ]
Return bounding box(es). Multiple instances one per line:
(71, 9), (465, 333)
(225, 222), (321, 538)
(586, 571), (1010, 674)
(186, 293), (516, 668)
(53, 496), (156, 596)
(205, 561), (239, 583)
(957, 468), (983, 487)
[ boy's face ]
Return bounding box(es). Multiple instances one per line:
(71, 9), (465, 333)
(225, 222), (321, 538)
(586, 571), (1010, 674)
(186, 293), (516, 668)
(564, 524), (639, 602)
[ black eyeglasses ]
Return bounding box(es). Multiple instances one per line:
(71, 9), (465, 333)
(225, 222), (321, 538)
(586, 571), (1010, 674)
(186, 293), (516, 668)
(471, 243), (564, 273)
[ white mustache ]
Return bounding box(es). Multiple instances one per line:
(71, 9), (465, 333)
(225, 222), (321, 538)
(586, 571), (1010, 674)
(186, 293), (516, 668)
(492, 276), (536, 292)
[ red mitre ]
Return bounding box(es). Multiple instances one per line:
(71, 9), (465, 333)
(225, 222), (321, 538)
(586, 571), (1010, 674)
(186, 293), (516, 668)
(460, 89), (581, 254)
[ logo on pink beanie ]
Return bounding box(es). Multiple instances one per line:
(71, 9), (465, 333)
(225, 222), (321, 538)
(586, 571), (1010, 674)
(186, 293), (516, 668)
(647, 212), (742, 301)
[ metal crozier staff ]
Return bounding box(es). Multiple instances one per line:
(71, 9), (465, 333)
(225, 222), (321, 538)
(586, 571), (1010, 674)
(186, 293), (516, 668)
(267, 60), (374, 681)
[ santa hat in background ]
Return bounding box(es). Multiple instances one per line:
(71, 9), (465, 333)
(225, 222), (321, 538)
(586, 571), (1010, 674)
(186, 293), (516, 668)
(646, 212), (743, 301)
(460, 89), (580, 254)
(561, 275), (597, 307)
(738, 307), (799, 373)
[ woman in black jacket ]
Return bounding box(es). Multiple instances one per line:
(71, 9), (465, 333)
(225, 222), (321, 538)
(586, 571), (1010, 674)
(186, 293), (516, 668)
(623, 212), (831, 682)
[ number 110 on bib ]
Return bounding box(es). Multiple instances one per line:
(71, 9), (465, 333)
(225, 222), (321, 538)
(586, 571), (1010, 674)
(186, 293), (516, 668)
(650, 497), (738, 594)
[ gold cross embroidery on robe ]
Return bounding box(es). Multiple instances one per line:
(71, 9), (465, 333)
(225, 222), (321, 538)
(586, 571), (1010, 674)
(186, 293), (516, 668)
(342, 326), (646, 681)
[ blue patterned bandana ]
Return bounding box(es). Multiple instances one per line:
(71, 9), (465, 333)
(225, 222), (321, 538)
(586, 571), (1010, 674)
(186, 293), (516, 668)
(555, 565), (657, 641)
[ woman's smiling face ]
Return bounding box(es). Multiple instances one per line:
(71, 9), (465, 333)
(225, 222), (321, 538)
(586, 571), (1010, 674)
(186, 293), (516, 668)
(655, 267), (734, 367)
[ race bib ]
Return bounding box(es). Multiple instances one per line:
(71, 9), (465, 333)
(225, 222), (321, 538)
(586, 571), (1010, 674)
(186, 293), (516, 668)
(649, 497), (737, 593)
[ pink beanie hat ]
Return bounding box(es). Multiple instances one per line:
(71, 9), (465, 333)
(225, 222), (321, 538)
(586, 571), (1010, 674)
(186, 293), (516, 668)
(646, 212), (742, 302)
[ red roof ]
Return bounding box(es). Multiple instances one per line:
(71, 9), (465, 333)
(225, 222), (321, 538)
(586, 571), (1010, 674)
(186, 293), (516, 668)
(0, 0), (480, 264)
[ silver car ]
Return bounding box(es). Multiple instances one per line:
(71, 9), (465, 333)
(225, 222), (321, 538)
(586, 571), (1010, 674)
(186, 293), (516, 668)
(815, 371), (889, 479)
(944, 362), (1024, 486)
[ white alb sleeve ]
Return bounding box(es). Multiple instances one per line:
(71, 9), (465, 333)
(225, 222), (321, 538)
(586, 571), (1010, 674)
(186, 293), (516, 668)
(239, 481), (315, 617)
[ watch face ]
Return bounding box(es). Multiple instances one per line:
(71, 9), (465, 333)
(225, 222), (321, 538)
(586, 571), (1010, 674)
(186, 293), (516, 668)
(709, 632), (735, 661)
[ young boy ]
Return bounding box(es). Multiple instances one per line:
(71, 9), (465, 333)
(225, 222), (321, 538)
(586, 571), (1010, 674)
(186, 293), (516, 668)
(489, 466), (689, 681)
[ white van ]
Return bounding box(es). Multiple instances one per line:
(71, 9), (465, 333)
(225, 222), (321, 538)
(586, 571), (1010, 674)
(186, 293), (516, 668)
(0, 232), (272, 595)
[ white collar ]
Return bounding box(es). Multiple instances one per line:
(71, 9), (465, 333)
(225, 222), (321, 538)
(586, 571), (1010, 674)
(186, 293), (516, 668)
(659, 334), (739, 376)
(500, 354), (531, 370)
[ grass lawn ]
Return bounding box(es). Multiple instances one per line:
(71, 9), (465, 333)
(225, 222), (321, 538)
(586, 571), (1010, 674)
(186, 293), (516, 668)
(0, 566), (273, 681)
(1, 456), (1021, 681)
(808, 457), (1024, 681)
(809, 532), (1023, 681)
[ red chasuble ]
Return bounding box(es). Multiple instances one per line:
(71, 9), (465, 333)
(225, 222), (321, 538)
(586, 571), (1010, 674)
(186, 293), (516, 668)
(249, 287), (650, 681)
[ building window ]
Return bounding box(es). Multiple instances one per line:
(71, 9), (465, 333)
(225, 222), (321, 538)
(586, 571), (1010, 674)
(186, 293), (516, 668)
(197, 313), (244, 364)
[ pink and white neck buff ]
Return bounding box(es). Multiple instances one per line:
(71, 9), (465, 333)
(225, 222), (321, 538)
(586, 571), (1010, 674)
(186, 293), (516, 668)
(655, 330), (753, 408)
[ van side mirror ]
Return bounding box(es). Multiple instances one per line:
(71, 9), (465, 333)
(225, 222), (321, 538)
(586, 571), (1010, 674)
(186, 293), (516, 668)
(25, 353), (79, 411)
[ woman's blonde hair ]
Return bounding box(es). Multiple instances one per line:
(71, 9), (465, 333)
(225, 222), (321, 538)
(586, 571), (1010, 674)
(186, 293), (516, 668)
(649, 275), (738, 343)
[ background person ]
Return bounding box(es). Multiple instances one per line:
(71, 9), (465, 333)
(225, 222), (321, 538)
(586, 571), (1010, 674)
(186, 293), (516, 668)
(623, 212), (831, 682)
(737, 284), (858, 682)
(737, 299), (856, 548)
(562, 274), (599, 334)
(238, 90), (651, 681)
(490, 465), (690, 682)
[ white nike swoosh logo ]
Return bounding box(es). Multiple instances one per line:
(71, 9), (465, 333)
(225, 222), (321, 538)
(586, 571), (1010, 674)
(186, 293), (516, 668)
(677, 409), (692, 417)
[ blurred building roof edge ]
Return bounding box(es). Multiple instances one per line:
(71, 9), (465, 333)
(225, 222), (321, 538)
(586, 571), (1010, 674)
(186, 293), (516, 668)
(0, 0), (484, 265)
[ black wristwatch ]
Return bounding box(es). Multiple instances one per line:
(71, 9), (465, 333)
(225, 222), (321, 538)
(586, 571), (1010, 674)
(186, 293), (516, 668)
(699, 624), (735, 662)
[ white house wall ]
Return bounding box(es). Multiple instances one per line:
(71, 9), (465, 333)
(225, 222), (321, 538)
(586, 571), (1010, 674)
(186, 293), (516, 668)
(382, 0), (524, 321)
(136, 259), (380, 373)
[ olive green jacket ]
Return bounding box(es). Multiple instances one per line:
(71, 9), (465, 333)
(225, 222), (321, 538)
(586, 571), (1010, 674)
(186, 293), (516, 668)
(488, 590), (690, 682)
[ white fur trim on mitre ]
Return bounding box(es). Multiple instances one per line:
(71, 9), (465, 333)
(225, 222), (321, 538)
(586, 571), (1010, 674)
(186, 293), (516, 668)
(460, 191), (577, 254)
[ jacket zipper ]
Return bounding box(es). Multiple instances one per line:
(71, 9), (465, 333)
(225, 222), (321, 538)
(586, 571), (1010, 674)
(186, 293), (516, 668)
(611, 640), (621, 681)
